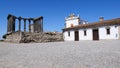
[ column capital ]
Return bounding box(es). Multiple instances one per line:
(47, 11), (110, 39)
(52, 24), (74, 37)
(28, 18), (31, 21)
(18, 16), (22, 20)
(23, 18), (27, 22)
(7, 14), (16, 20)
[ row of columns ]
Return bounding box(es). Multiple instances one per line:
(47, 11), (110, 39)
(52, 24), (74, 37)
(17, 17), (33, 32)
(7, 14), (43, 33)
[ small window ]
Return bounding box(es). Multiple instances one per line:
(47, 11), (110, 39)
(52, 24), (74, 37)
(106, 28), (110, 34)
(71, 24), (74, 27)
(84, 30), (87, 36)
(68, 31), (70, 36)
(115, 25), (117, 28)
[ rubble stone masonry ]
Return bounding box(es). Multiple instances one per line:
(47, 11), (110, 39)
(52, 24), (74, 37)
(4, 32), (24, 43)
(4, 32), (63, 43)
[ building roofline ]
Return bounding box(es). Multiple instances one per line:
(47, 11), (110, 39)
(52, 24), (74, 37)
(62, 18), (120, 31)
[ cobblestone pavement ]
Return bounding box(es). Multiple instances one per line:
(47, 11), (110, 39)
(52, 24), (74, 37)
(0, 40), (120, 68)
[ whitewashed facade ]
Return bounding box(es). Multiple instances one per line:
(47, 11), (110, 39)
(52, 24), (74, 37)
(63, 14), (120, 41)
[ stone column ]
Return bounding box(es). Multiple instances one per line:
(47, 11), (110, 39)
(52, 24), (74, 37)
(34, 20), (38, 33)
(28, 19), (31, 32)
(18, 17), (22, 32)
(41, 17), (43, 32)
(7, 17), (10, 33)
(24, 19), (26, 32)
(33, 20), (36, 32)
(7, 14), (16, 33)
(39, 18), (41, 32)
(12, 17), (16, 32)
(36, 20), (38, 32)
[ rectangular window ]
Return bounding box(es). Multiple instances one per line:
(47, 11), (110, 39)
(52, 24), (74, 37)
(84, 30), (87, 36)
(68, 31), (70, 36)
(106, 28), (110, 34)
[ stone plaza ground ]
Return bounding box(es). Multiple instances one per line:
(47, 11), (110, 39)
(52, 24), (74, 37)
(0, 40), (120, 68)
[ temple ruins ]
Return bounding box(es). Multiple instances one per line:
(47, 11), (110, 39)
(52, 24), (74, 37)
(7, 14), (43, 33)
(3, 14), (63, 43)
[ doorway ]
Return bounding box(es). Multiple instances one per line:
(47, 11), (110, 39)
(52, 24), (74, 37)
(75, 31), (79, 41)
(93, 29), (99, 40)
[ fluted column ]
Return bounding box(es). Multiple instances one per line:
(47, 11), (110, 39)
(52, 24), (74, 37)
(41, 17), (43, 32)
(28, 19), (31, 32)
(24, 19), (26, 32)
(33, 20), (36, 32)
(7, 14), (16, 33)
(12, 17), (16, 32)
(18, 17), (22, 32)
(7, 19), (9, 33)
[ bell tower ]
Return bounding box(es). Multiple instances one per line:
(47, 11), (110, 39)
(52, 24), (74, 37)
(65, 14), (80, 28)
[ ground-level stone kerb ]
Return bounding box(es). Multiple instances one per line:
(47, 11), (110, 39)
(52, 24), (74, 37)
(3, 32), (63, 43)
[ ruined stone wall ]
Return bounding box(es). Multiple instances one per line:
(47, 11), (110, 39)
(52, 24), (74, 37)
(21, 32), (63, 43)
(5, 32), (24, 43)
(4, 32), (63, 43)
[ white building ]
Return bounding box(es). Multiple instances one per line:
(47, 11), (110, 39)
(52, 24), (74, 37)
(62, 14), (120, 41)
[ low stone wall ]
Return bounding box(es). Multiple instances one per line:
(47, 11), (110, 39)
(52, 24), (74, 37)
(4, 32), (63, 43)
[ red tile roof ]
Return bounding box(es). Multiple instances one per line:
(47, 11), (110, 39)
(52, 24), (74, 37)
(63, 18), (120, 31)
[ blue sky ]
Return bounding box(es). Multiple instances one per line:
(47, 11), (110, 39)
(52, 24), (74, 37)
(0, 0), (120, 39)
